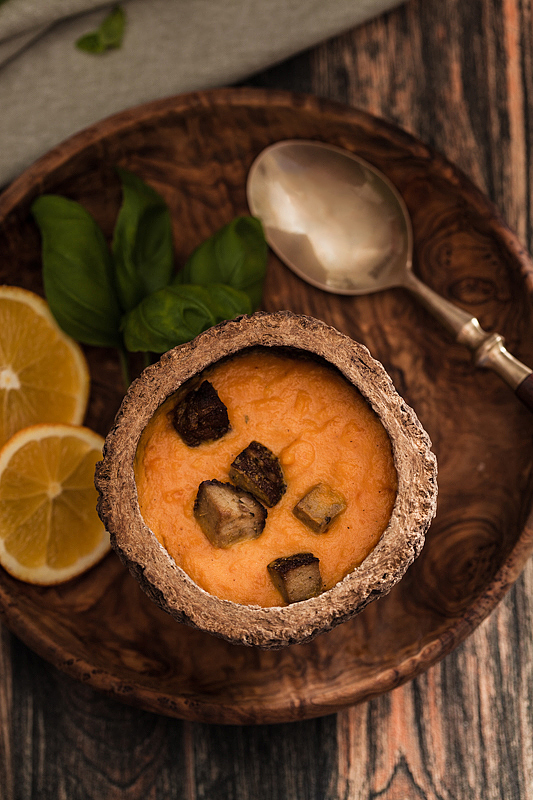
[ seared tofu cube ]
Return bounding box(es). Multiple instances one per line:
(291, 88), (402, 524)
(194, 480), (267, 548)
(171, 380), (230, 447)
(229, 440), (286, 507)
(267, 553), (323, 604)
(293, 482), (347, 533)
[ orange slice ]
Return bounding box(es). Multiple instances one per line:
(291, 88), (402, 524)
(0, 424), (109, 584)
(0, 285), (90, 449)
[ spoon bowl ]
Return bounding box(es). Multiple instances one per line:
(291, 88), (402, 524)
(247, 139), (412, 295)
(247, 139), (533, 409)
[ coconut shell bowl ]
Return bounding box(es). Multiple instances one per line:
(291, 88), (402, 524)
(1, 88), (533, 724)
(95, 311), (437, 649)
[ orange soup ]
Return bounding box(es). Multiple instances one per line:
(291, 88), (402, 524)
(134, 349), (397, 607)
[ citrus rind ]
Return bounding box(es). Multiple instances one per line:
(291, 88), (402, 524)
(0, 423), (110, 585)
(0, 285), (90, 448)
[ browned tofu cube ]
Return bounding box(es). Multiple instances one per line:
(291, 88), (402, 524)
(293, 482), (347, 533)
(267, 553), (323, 603)
(229, 440), (286, 507)
(194, 480), (267, 548)
(171, 381), (230, 447)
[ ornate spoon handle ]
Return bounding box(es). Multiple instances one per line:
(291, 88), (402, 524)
(403, 271), (533, 412)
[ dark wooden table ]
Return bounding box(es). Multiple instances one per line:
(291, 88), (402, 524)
(1, 0), (533, 797)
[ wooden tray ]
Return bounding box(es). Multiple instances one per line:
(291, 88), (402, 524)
(1, 87), (533, 725)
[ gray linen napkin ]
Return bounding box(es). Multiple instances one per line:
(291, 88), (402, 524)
(0, 0), (402, 187)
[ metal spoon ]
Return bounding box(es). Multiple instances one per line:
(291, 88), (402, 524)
(247, 139), (533, 411)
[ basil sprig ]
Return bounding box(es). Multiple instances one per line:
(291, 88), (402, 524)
(76, 6), (126, 54)
(122, 284), (252, 353)
(32, 195), (123, 348)
(112, 167), (174, 312)
(31, 169), (267, 384)
(176, 216), (267, 309)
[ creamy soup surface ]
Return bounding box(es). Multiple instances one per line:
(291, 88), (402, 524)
(134, 350), (398, 607)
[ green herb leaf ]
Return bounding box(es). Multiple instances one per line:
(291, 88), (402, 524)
(31, 195), (122, 347)
(122, 282), (251, 354)
(206, 283), (253, 320)
(75, 33), (106, 54)
(112, 167), (174, 313)
(176, 216), (267, 309)
(76, 5), (126, 54)
(122, 285), (217, 353)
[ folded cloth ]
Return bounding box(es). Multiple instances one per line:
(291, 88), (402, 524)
(0, 0), (403, 188)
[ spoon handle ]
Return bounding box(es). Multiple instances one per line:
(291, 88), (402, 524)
(404, 271), (533, 411)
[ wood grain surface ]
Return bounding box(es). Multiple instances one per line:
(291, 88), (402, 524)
(1, 0), (533, 797)
(1, 85), (532, 721)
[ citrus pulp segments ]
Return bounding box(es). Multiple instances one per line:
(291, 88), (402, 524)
(0, 286), (90, 448)
(0, 424), (110, 584)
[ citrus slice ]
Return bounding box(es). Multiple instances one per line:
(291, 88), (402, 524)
(0, 424), (110, 584)
(0, 285), (90, 449)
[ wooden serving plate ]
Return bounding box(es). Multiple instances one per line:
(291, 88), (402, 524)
(0, 87), (533, 725)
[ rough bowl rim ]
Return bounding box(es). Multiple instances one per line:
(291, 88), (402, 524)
(95, 310), (438, 648)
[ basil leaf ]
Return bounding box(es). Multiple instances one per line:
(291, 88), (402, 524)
(99, 4), (126, 46)
(32, 195), (122, 347)
(122, 285), (217, 353)
(76, 5), (126, 53)
(177, 216), (267, 309)
(112, 167), (174, 312)
(75, 33), (105, 54)
(207, 284), (252, 321)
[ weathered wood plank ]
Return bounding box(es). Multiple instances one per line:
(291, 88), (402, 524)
(305, 1), (533, 797)
(335, 562), (533, 799)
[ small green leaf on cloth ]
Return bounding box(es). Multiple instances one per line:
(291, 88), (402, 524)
(76, 6), (126, 54)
